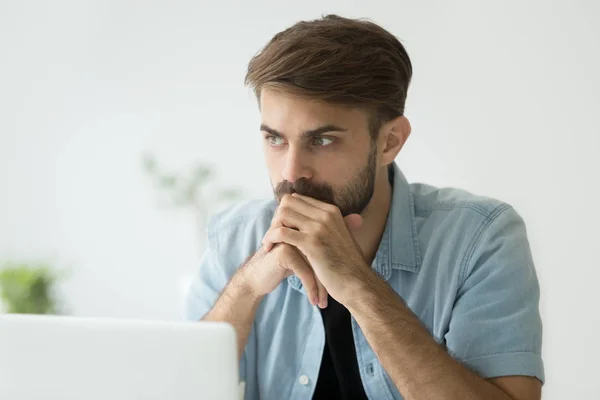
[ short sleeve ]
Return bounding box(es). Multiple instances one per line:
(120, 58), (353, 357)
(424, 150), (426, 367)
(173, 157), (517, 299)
(183, 228), (251, 382)
(445, 206), (545, 384)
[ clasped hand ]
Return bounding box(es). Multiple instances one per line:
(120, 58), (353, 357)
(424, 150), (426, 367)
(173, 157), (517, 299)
(262, 193), (367, 307)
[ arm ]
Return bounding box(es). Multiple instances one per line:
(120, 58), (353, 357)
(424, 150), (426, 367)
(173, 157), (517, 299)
(184, 231), (260, 379)
(202, 263), (263, 360)
(344, 206), (543, 400)
(345, 271), (540, 400)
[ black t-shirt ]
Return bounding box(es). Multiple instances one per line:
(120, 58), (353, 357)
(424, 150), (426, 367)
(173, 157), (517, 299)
(312, 295), (368, 399)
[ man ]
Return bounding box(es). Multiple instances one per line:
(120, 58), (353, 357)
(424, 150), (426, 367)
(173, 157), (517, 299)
(185, 14), (544, 400)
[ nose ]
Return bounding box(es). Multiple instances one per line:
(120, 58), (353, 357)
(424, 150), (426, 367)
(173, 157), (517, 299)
(281, 148), (312, 183)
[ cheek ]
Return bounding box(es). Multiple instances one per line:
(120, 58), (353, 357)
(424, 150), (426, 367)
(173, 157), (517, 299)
(321, 161), (356, 182)
(263, 149), (282, 183)
(263, 144), (277, 165)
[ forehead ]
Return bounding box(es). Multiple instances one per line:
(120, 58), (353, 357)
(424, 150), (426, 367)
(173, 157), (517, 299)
(259, 88), (369, 133)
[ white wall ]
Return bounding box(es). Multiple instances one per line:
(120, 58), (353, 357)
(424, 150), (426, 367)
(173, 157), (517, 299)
(1, 1), (598, 398)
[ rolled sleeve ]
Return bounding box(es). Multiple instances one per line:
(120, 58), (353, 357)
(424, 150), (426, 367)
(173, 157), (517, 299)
(445, 206), (545, 384)
(184, 232), (227, 321)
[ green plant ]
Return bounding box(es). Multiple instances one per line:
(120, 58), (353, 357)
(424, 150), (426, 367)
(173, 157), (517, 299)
(0, 261), (65, 314)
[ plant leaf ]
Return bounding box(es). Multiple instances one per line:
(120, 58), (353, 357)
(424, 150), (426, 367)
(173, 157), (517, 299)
(142, 153), (158, 175)
(193, 165), (213, 186)
(159, 175), (177, 189)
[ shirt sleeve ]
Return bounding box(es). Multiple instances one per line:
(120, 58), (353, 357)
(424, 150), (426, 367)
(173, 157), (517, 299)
(183, 225), (251, 382)
(444, 206), (545, 384)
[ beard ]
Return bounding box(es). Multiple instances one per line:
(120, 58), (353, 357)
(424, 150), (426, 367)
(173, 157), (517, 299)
(273, 143), (377, 217)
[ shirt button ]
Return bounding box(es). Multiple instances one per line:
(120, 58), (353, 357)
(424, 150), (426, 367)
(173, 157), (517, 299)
(298, 375), (310, 385)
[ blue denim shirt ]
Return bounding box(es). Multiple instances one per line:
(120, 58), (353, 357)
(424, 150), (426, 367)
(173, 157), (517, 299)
(185, 163), (544, 400)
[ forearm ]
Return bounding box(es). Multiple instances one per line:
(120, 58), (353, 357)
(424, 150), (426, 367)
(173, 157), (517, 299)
(345, 272), (513, 400)
(202, 269), (263, 360)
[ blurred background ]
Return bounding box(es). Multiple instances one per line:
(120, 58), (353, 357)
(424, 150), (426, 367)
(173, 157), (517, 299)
(0, 0), (598, 398)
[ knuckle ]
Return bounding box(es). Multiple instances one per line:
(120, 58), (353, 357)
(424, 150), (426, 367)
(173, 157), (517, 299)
(327, 206), (340, 219)
(277, 204), (289, 215)
(278, 243), (293, 255)
(280, 195), (292, 207)
(276, 226), (286, 238)
(314, 221), (327, 235)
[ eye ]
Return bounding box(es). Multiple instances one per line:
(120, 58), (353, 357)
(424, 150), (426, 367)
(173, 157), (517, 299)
(266, 135), (286, 146)
(312, 136), (334, 146)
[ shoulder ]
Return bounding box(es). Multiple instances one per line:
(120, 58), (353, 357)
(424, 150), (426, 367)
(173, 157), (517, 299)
(410, 183), (513, 221)
(409, 183), (529, 280)
(206, 198), (277, 254)
(409, 183), (522, 239)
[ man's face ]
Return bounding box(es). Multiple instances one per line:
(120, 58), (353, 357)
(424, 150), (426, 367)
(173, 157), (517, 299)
(260, 88), (378, 216)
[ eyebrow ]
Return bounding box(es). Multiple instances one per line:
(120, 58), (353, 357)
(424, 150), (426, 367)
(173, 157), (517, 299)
(260, 124), (348, 140)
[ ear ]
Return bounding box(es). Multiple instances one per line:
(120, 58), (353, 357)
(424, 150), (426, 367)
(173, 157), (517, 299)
(377, 116), (411, 166)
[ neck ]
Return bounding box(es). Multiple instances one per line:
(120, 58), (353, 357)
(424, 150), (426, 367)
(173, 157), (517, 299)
(353, 166), (393, 265)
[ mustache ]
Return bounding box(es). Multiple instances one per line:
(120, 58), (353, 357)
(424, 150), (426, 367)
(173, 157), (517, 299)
(274, 178), (335, 205)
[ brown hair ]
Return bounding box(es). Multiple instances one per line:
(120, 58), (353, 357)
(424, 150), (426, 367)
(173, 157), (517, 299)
(245, 14), (412, 138)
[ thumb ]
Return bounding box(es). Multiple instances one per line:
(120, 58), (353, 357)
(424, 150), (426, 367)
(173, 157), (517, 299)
(343, 213), (363, 231)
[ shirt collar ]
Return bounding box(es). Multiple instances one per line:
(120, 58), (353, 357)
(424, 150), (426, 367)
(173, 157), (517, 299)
(374, 162), (422, 280)
(288, 162), (422, 291)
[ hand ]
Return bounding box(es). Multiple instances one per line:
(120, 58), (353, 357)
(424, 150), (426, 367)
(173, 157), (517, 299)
(262, 193), (368, 303)
(239, 243), (327, 307)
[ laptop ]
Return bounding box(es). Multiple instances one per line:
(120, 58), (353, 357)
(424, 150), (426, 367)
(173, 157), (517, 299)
(0, 314), (240, 400)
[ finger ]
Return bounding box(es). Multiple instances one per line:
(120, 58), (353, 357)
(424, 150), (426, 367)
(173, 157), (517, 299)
(262, 222), (300, 252)
(290, 193), (333, 212)
(292, 193), (362, 229)
(289, 259), (319, 306)
(262, 228), (274, 252)
(273, 196), (312, 226)
(316, 278), (328, 309)
(262, 226), (305, 250)
(262, 227), (289, 254)
(281, 194), (325, 220)
(273, 206), (314, 233)
(343, 214), (364, 231)
(298, 250), (328, 309)
(266, 196), (314, 251)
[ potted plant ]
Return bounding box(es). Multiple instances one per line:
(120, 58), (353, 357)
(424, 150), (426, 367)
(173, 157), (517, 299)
(0, 261), (65, 315)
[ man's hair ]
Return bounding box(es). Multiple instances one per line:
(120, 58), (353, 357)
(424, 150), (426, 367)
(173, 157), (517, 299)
(245, 14), (413, 138)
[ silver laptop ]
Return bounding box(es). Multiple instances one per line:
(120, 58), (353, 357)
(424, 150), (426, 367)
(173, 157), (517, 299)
(0, 314), (239, 400)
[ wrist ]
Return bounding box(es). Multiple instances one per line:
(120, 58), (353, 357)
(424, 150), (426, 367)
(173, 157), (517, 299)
(234, 265), (264, 303)
(339, 264), (382, 310)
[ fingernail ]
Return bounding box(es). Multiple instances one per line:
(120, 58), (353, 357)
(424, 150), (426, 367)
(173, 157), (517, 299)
(320, 298), (328, 309)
